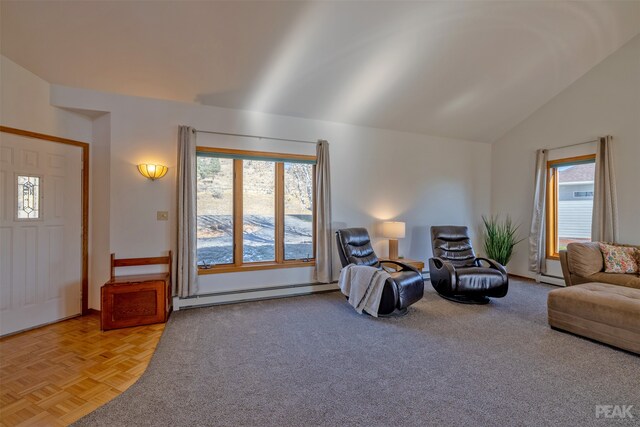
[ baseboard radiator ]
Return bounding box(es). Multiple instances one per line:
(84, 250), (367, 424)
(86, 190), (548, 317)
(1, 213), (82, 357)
(173, 282), (339, 310)
(174, 270), (431, 311)
(536, 274), (566, 287)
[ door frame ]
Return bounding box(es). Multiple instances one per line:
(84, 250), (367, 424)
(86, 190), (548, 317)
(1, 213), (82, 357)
(1, 126), (90, 314)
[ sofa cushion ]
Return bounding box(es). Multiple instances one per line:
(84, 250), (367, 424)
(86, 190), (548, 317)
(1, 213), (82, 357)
(587, 272), (640, 289)
(567, 242), (603, 277)
(599, 243), (638, 274)
(548, 282), (640, 354)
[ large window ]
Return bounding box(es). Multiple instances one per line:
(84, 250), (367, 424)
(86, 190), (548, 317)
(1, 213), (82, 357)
(546, 154), (596, 259)
(196, 148), (315, 273)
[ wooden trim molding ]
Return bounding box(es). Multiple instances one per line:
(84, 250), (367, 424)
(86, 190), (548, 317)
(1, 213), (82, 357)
(198, 260), (315, 275)
(233, 159), (243, 265)
(113, 256), (171, 267)
(0, 126), (90, 314)
(197, 146), (316, 162)
(275, 162), (285, 263)
(545, 164), (559, 259)
(0, 126), (90, 149)
(545, 153), (596, 260)
(546, 154), (596, 167)
(507, 273), (536, 282)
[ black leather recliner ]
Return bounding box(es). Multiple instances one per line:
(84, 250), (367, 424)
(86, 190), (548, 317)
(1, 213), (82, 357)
(429, 225), (508, 304)
(336, 228), (424, 315)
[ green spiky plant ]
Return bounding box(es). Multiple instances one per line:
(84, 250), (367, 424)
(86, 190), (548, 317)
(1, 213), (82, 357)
(482, 215), (524, 266)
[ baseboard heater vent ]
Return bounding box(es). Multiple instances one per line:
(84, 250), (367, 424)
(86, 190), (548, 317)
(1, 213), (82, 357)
(536, 274), (566, 287)
(174, 270), (431, 311)
(173, 282), (339, 311)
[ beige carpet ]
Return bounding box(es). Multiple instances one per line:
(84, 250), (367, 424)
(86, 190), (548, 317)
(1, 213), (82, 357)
(75, 278), (639, 426)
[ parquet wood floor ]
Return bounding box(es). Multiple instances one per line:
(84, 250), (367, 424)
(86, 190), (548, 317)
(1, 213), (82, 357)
(0, 314), (164, 426)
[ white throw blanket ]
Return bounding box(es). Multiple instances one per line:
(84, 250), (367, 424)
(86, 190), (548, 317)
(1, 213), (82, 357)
(338, 264), (391, 317)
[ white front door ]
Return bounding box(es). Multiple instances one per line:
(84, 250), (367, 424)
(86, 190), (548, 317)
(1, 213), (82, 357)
(0, 133), (83, 336)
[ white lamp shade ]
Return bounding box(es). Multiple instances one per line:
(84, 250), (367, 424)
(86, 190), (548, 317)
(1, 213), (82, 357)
(382, 221), (405, 239)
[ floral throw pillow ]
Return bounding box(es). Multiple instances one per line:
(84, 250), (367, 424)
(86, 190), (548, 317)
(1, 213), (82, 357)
(598, 243), (638, 274)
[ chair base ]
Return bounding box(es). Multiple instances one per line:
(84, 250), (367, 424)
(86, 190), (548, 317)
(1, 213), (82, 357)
(378, 307), (408, 318)
(343, 296), (409, 317)
(437, 293), (491, 305)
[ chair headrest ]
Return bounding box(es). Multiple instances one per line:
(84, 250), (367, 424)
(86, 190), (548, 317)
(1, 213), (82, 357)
(430, 225), (476, 267)
(337, 227), (370, 246)
(335, 228), (379, 267)
(431, 226), (470, 242)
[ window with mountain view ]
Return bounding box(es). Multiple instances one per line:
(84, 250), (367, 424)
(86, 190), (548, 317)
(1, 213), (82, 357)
(546, 155), (596, 258)
(284, 163), (314, 260)
(196, 157), (234, 266)
(243, 160), (276, 263)
(196, 148), (315, 271)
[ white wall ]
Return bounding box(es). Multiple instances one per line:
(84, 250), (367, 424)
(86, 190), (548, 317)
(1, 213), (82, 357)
(50, 84), (492, 303)
(491, 34), (640, 279)
(0, 56), (92, 142)
(89, 113), (111, 309)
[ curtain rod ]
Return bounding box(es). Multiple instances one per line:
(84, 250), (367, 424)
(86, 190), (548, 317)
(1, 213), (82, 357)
(547, 138), (600, 151)
(194, 129), (318, 145)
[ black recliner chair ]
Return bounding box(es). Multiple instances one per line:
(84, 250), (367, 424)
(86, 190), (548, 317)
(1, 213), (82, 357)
(429, 225), (508, 304)
(336, 228), (424, 315)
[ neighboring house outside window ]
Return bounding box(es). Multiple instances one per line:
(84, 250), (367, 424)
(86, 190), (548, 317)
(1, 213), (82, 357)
(546, 155), (596, 259)
(196, 147), (316, 274)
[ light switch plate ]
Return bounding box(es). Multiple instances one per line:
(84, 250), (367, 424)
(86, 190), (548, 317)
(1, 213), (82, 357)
(157, 211), (169, 221)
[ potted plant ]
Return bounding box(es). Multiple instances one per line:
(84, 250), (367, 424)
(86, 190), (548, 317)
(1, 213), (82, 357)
(482, 215), (523, 266)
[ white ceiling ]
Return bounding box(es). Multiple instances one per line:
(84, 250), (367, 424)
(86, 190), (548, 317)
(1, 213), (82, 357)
(2, 1), (639, 143)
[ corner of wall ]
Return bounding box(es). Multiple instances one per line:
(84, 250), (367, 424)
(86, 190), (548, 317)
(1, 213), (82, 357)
(89, 113), (112, 309)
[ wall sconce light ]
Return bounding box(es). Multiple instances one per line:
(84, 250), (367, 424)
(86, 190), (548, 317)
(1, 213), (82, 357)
(137, 164), (168, 181)
(382, 221), (405, 260)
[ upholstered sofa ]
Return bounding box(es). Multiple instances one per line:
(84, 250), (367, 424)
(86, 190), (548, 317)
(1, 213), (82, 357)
(559, 242), (640, 289)
(553, 242), (640, 354)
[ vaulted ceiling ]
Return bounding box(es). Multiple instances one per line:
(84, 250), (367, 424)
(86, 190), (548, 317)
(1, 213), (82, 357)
(2, 1), (639, 142)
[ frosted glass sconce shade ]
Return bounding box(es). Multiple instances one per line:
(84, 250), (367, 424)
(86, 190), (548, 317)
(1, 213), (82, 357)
(137, 164), (168, 180)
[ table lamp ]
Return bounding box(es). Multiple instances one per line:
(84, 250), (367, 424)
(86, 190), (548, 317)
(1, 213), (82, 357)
(382, 221), (405, 259)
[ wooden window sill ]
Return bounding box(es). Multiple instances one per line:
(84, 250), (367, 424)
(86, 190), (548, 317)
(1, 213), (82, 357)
(198, 260), (315, 275)
(546, 254), (560, 261)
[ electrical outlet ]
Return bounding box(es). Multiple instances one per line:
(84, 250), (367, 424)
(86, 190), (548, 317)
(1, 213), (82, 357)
(157, 211), (169, 221)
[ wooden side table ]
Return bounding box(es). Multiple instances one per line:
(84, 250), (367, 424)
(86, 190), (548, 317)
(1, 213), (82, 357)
(380, 258), (425, 272)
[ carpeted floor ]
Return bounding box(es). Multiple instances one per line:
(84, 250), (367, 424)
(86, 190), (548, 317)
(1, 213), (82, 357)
(75, 279), (639, 426)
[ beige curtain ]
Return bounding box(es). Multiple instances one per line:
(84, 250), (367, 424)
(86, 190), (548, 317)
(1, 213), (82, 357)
(592, 136), (618, 242)
(176, 126), (199, 297)
(528, 149), (548, 274)
(314, 140), (333, 283)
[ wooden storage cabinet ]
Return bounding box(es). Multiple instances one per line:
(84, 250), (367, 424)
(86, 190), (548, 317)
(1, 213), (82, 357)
(101, 251), (172, 331)
(101, 274), (171, 330)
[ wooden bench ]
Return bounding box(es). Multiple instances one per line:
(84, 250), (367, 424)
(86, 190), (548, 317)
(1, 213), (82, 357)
(101, 252), (172, 331)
